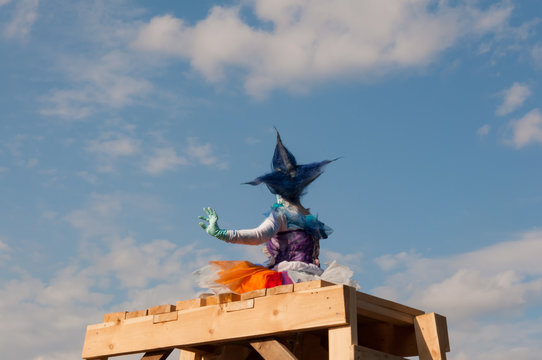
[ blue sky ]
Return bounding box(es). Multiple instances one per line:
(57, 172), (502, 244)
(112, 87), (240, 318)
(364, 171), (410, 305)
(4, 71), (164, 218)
(1, 1), (542, 359)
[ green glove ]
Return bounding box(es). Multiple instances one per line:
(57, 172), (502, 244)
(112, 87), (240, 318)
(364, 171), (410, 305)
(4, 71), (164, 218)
(199, 207), (228, 241)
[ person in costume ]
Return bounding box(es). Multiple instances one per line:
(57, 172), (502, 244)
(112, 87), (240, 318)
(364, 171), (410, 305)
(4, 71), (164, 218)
(197, 131), (357, 294)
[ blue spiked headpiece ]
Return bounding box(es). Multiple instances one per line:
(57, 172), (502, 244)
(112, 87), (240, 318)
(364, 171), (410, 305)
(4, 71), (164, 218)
(245, 130), (336, 204)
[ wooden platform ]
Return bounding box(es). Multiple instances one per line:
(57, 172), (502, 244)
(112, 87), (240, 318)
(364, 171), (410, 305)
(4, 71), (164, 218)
(82, 281), (449, 360)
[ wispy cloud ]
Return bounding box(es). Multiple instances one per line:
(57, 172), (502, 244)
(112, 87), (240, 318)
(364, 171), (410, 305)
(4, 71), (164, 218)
(84, 132), (140, 172)
(508, 108), (542, 148)
(477, 124), (491, 136)
(85, 132), (140, 158)
(2, 0), (39, 40)
(186, 137), (226, 169)
(142, 147), (188, 175)
(41, 51), (153, 120)
(133, 0), (515, 98)
(496, 82), (531, 116)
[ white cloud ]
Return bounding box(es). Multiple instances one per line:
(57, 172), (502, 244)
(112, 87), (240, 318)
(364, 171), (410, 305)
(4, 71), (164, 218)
(186, 137), (226, 169)
(477, 124), (491, 136)
(508, 108), (542, 148)
(41, 51), (152, 120)
(85, 132), (140, 157)
(134, 0), (514, 98)
(0, 233), (215, 360)
(321, 249), (363, 273)
(0, 237), (9, 251)
(142, 147), (188, 175)
(372, 229), (542, 359)
(3, 0), (39, 40)
(0, 0), (12, 7)
(496, 82), (531, 116)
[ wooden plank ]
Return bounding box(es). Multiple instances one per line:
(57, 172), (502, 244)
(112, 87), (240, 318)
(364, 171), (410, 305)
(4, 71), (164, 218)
(82, 285), (349, 359)
(104, 312), (126, 323)
(153, 311), (178, 323)
(414, 313), (449, 360)
(353, 345), (407, 360)
(141, 349), (173, 360)
(176, 298), (204, 311)
(225, 299), (254, 312)
(148, 304), (176, 315)
(293, 280), (334, 292)
(356, 299), (416, 326)
(126, 310), (148, 319)
(217, 293), (241, 304)
(267, 284), (293, 296)
(329, 286), (358, 360)
(357, 292), (424, 317)
(240, 288), (267, 300)
(250, 339), (297, 360)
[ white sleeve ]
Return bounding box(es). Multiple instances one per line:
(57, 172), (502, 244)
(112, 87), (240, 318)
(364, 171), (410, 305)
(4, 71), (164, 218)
(225, 212), (285, 245)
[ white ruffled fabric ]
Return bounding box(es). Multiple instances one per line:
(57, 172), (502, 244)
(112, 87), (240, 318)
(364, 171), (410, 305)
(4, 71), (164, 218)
(194, 260), (359, 295)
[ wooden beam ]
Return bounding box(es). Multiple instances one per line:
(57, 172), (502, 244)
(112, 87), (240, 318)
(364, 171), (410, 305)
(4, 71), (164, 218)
(329, 286), (358, 360)
(356, 292), (424, 317)
(353, 345), (408, 360)
(141, 349), (173, 360)
(82, 285), (349, 359)
(250, 339), (297, 360)
(414, 313), (449, 360)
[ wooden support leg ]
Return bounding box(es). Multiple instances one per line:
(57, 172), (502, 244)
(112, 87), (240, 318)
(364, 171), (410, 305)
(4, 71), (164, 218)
(329, 286), (358, 360)
(414, 313), (450, 360)
(142, 349), (174, 360)
(179, 350), (202, 360)
(250, 339), (297, 360)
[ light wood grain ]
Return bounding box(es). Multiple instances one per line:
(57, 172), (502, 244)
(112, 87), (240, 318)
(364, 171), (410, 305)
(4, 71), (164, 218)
(414, 313), (449, 360)
(82, 285), (349, 359)
(250, 339), (297, 360)
(329, 286), (358, 360)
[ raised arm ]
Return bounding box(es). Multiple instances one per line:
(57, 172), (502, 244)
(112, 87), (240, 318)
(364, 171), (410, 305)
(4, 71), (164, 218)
(199, 207), (283, 245)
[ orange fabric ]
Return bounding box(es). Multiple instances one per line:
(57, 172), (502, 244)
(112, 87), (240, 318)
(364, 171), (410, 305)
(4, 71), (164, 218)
(211, 260), (283, 294)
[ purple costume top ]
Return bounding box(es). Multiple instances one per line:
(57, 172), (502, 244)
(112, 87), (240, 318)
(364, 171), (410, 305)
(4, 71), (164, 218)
(223, 203), (331, 267)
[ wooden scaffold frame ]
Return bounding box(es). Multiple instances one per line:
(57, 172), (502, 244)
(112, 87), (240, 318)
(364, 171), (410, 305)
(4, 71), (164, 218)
(82, 281), (450, 360)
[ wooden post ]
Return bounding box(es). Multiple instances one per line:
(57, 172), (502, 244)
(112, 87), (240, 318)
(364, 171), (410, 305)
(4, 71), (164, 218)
(179, 350), (201, 360)
(414, 313), (449, 360)
(329, 286), (358, 360)
(250, 339), (297, 360)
